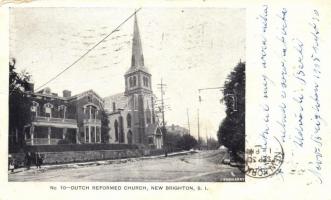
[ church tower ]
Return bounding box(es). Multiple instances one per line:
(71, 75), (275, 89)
(124, 13), (155, 145)
(124, 13), (152, 95)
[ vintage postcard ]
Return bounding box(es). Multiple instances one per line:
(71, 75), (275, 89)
(0, 0), (330, 200)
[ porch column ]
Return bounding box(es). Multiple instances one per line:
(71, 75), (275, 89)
(84, 126), (86, 143)
(48, 127), (51, 145)
(63, 128), (67, 139)
(30, 125), (34, 145)
(94, 126), (97, 143)
(99, 127), (101, 143)
(76, 128), (79, 144)
(88, 126), (91, 143)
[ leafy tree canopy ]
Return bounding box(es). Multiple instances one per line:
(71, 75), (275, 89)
(217, 62), (245, 155)
(9, 58), (33, 151)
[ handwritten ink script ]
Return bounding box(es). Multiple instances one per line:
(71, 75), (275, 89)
(251, 6), (324, 184)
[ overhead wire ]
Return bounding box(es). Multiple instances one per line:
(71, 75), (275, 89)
(35, 8), (141, 91)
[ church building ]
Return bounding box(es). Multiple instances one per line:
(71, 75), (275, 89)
(104, 14), (163, 149)
(13, 13), (163, 150)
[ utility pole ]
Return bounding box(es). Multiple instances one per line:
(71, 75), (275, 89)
(158, 79), (167, 157)
(186, 108), (191, 135)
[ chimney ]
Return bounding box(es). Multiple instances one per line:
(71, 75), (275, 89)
(63, 90), (71, 98)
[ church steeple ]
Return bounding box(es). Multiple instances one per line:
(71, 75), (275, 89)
(131, 13), (144, 68)
(125, 12), (150, 76)
(125, 12), (152, 96)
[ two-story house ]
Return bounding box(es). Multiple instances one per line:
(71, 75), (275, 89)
(23, 87), (103, 145)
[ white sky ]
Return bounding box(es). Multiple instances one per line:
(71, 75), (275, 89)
(10, 7), (245, 140)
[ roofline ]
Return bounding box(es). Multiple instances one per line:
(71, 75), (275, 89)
(103, 92), (125, 99)
(25, 91), (67, 100)
(69, 89), (104, 103)
(25, 89), (104, 103)
(124, 67), (151, 76)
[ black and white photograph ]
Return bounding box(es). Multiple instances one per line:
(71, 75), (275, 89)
(8, 7), (245, 182)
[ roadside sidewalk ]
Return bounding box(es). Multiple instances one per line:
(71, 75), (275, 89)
(8, 150), (197, 174)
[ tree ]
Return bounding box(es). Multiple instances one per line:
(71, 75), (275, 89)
(166, 129), (198, 151)
(101, 110), (110, 143)
(9, 58), (33, 152)
(217, 62), (245, 160)
(165, 131), (182, 151)
(177, 134), (198, 150)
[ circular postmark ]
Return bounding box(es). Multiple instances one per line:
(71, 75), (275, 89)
(243, 137), (284, 178)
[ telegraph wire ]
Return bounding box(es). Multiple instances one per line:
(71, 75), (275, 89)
(35, 8), (142, 91)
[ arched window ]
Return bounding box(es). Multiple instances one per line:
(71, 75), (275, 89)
(143, 77), (149, 87)
(127, 130), (133, 144)
(133, 76), (137, 86)
(114, 120), (119, 142)
(119, 116), (124, 143)
(146, 77), (149, 87)
(129, 77), (133, 87)
(126, 113), (132, 128)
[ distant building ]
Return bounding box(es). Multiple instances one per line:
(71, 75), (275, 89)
(23, 87), (103, 145)
(166, 124), (190, 136)
(104, 14), (163, 149)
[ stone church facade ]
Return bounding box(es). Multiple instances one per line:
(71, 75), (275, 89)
(104, 14), (163, 149)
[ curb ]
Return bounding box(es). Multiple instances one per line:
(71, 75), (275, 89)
(9, 150), (196, 174)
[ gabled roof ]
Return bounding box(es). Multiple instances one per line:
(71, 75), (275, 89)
(68, 89), (104, 103)
(103, 92), (128, 112)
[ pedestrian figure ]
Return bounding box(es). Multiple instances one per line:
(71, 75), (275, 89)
(9, 159), (15, 173)
(35, 153), (43, 169)
(25, 152), (31, 170)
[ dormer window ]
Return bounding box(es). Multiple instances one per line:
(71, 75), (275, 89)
(44, 103), (53, 118)
(31, 101), (39, 116)
(58, 105), (66, 119)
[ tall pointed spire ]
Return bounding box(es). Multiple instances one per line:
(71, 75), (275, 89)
(131, 12), (144, 68)
(124, 10), (152, 95)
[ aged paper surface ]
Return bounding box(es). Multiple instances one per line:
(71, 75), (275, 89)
(0, 0), (330, 199)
